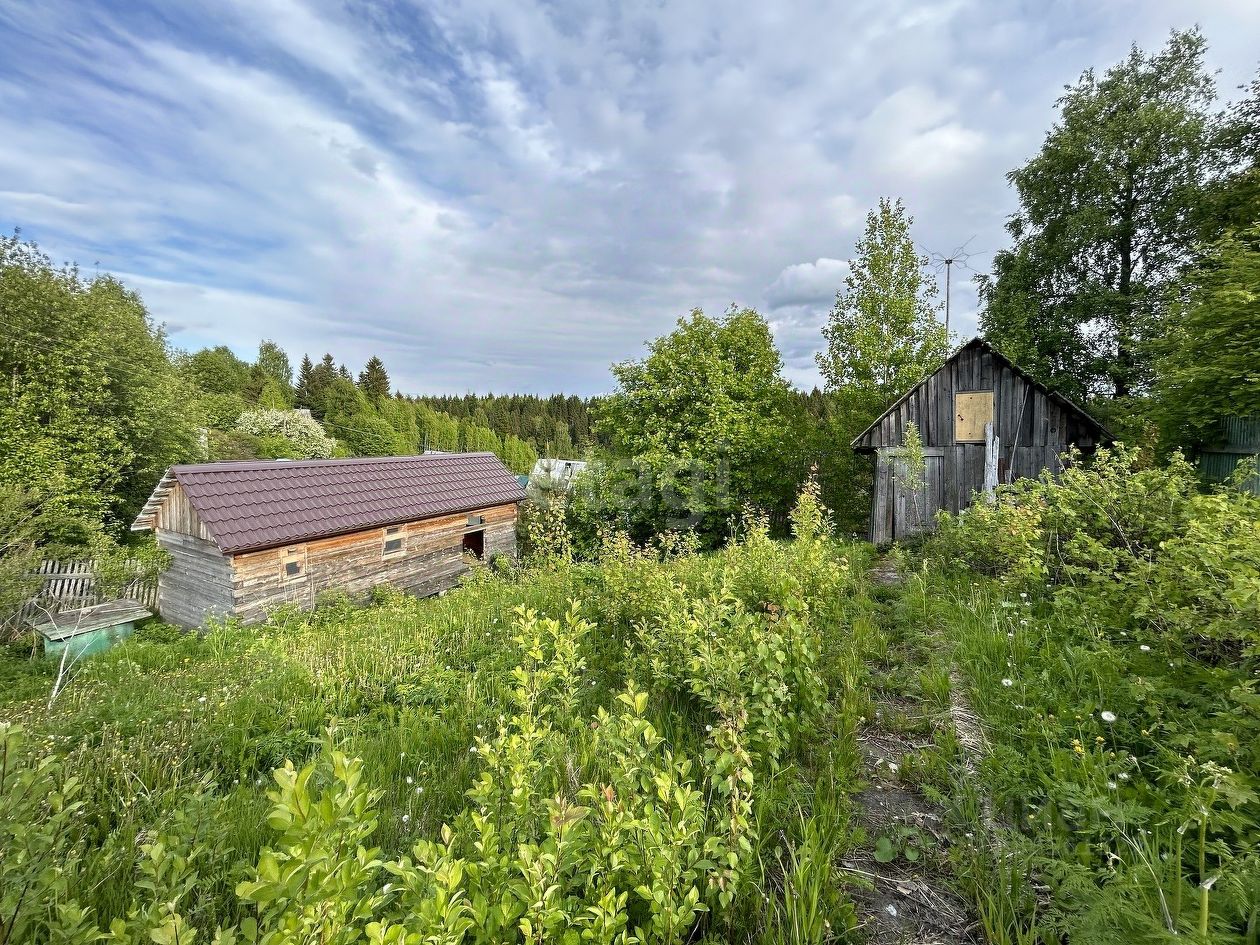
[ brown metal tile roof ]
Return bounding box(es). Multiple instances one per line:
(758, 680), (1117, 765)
(132, 453), (526, 554)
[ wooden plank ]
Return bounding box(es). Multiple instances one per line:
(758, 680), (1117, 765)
(955, 392), (994, 443)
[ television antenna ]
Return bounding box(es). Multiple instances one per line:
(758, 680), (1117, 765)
(921, 237), (978, 337)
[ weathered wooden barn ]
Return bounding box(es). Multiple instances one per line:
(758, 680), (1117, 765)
(851, 338), (1109, 544)
(131, 453), (526, 628)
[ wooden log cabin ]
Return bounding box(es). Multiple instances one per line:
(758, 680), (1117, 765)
(851, 338), (1109, 544)
(131, 453), (526, 628)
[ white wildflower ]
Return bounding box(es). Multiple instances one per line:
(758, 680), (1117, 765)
(1100, 711), (1117, 724)
(1001, 678), (1013, 688)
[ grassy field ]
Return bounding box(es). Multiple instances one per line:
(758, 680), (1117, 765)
(2, 493), (895, 944)
(3, 459), (1258, 944)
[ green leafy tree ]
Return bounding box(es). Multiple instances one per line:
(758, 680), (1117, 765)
(597, 306), (808, 541)
(185, 345), (252, 396)
(815, 199), (948, 530)
(319, 378), (368, 429)
(0, 485), (46, 631)
(501, 434), (539, 475)
(417, 405), (460, 452)
(356, 356), (391, 402)
(257, 377), (292, 410)
(461, 422), (503, 455)
(255, 339), (292, 388)
(0, 235), (199, 542)
(1153, 219), (1260, 450)
(337, 412), (408, 456)
(377, 395), (420, 452)
(979, 29), (1221, 400)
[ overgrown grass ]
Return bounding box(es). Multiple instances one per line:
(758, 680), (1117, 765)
(1, 503), (893, 944)
(919, 449), (1260, 944)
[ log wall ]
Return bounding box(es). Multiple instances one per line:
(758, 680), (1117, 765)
(228, 503), (519, 625)
(154, 530), (236, 629)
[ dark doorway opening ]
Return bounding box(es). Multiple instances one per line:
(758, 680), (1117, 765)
(462, 529), (485, 560)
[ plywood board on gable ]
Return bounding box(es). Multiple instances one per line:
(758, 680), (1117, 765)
(955, 391), (994, 443)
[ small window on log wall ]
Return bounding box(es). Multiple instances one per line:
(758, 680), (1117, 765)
(383, 525), (405, 557)
(282, 546), (305, 580)
(955, 391), (994, 443)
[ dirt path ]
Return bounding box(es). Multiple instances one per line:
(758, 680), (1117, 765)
(842, 560), (978, 945)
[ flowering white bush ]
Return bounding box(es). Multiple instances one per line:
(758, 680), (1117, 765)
(235, 408), (337, 459)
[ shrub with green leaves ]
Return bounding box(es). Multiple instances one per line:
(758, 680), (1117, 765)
(0, 480), (872, 944)
(235, 408), (338, 460)
(933, 445), (1260, 658)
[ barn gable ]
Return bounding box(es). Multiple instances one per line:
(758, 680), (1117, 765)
(849, 338), (1110, 544)
(851, 338), (1109, 454)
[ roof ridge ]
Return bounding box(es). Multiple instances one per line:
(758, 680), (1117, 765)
(171, 453), (497, 474)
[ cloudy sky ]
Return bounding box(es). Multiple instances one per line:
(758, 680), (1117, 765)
(1, 1), (1256, 395)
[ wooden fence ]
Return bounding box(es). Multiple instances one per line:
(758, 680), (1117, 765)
(6, 559), (159, 629)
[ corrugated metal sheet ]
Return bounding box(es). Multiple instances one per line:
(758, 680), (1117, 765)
(1223, 415), (1260, 450)
(1197, 415), (1260, 495)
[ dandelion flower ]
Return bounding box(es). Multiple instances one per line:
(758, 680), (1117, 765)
(1139, 644), (1151, 652)
(1001, 678), (1013, 688)
(1100, 711), (1117, 723)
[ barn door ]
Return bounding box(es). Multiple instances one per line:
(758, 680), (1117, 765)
(892, 452), (943, 541)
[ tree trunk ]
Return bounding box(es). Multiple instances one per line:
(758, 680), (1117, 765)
(1114, 179), (1136, 399)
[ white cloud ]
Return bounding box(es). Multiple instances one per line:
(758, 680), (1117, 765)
(1, 0), (1256, 393)
(765, 258), (848, 310)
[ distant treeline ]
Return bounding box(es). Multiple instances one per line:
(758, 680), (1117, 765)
(408, 393), (600, 459)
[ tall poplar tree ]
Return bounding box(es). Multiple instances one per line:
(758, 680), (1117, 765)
(815, 198), (948, 529)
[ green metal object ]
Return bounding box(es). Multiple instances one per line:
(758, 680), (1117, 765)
(1197, 415), (1260, 495)
(36, 599), (152, 663)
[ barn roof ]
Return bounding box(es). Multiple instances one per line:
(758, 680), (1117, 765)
(850, 337), (1110, 451)
(132, 453), (526, 554)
